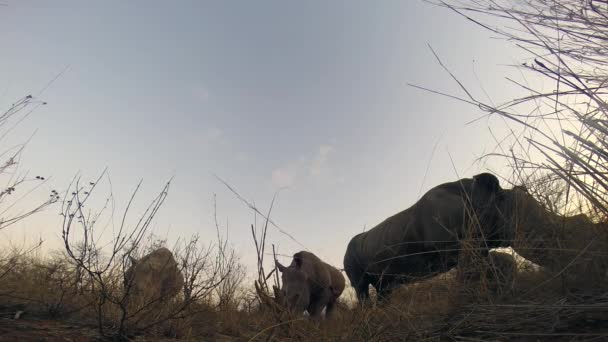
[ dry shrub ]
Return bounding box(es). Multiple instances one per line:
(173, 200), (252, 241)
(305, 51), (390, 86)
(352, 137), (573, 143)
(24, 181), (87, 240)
(0, 249), (94, 320)
(45, 172), (243, 340)
(0, 95), (60, 317)
(0, 239), (244, 341)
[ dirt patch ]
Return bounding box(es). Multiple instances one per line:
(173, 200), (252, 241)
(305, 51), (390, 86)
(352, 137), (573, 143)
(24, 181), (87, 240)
(0, 317), (100, 342)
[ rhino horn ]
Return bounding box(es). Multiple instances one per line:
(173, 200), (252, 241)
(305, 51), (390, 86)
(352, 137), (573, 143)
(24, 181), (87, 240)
(128, 255), (137, 266)
(275, 259), (289, 273)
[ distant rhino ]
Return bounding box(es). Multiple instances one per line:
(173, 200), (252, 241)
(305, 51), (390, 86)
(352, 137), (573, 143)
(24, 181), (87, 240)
(124, 247), (184, 304)
(275, 251), (345, 319)
(343, 173), (509, 302)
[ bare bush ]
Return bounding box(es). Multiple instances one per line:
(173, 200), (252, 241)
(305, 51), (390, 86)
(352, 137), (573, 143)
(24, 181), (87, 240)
(60, 171), (170, 338)
(57, 170), (243, 340)
(0, 95), (58, 233)
(0, 95), (62, 316)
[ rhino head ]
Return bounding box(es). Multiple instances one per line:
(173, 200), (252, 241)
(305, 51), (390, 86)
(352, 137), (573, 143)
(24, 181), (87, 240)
(275, 257), (310, 314)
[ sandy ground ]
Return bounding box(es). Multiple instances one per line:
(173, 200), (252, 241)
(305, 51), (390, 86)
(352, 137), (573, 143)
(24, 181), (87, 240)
(0, 317), (101, 342)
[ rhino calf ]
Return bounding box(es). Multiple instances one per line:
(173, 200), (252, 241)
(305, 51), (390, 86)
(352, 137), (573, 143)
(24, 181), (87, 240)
(124, 247), (184, 304)
(276, 251), (345, 319)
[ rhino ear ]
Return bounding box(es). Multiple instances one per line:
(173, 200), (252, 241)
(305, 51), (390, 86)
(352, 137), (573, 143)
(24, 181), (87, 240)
(128, 255), (137, 266)
(474, 173), (500, 193)
(513, 185), (528, 193)
(275, 259), (288, 273)
(293, 255), (303, 269)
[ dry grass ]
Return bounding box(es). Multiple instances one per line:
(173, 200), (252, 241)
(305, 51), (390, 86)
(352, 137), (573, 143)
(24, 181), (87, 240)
(232, 249), (607, 341)
(1, 209), (607, 341)
(0, 248), (238, 340)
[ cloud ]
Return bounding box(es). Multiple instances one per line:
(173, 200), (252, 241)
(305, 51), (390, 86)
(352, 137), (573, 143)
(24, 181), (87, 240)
(192, 85), (210, 101)
(310, 144), (334, 176)
(271, 156), (306, 189)
(204, 126), (222, 141)
(271, 167), (296, 188)
(270, 144), (337, 189)
(187, 126), (225, 149)
(235, 151), (248, 162)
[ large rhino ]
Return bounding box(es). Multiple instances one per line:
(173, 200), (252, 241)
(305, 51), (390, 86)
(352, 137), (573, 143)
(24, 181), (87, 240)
(124, 247), (184, 304)
(275, 251), (345, 319)
(344, 174), (608, 302)
(343, 173), (509, 301)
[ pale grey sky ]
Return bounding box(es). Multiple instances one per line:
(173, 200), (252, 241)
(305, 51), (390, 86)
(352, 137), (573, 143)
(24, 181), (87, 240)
(0, 1), (529, 273)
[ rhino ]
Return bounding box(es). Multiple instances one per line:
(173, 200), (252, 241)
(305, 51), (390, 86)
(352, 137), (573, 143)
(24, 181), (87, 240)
(124, 247), (184, 304)
(275, 251), (345, 319)
(343, 173), (509, 302)
(345, 173), (608, 302)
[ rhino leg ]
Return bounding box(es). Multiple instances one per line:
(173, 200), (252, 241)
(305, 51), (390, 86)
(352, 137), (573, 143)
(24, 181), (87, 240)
(349, 273), (371, 304)
(325, 295), (338, 319)
(376, 280), (399, 303)
(307, 288), (332, 320)
(374, 269), (400, 302)
(354, 280), (370, 303)
(345, 263), (370, 304)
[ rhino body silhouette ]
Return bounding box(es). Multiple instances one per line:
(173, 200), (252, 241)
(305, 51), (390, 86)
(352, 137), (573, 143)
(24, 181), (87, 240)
(343, 173), (507, 302)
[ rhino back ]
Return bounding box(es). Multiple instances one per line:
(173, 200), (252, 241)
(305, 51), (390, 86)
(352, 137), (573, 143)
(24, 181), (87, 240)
(128, 247), (183, 299)
(344, 175), (500, 276)
(343, 232), (366, 284)
(360, 206), (420, 266)
(327, 263), (345, 297)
